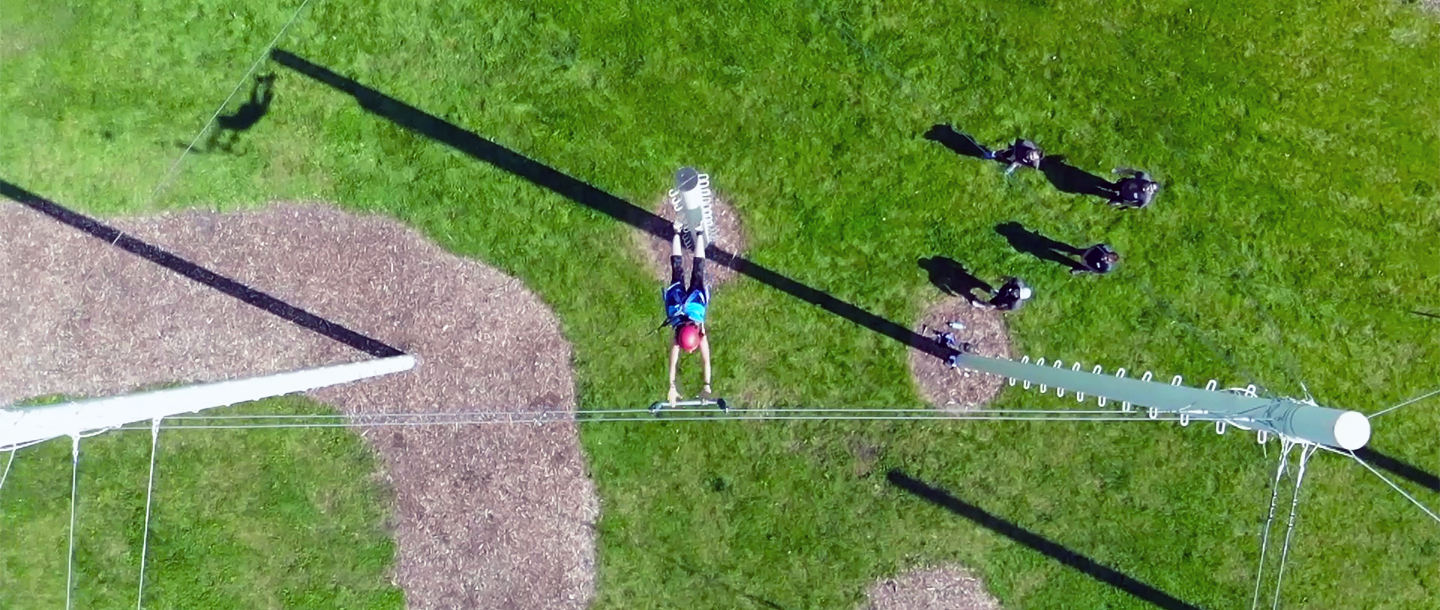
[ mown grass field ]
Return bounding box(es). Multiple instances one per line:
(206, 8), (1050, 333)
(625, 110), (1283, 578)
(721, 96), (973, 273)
(2, 0), (1437, 608)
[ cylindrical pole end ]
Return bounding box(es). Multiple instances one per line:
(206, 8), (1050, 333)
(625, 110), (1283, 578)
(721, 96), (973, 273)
(1333, 411), (1371, 450)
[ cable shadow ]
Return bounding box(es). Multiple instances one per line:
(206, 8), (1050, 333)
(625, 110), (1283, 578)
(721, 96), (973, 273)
(611, 523), (790, 609)
(1355, 447), (1440, 494)
(994, 221), (1085, 271)
(923, 124), (992, 159)
(886, 470), (1206, 610)
(0, 180), (404, 358)
(671, 560), (789, 610)
(271, 48), (956, 361)
(918, 256), (992, 304)
(1411, 310), (1440, 321)
(1038, 156), (1117, 200)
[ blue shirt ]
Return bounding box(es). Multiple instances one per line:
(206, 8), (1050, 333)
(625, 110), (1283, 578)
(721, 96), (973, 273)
(664, 282), (709, 325)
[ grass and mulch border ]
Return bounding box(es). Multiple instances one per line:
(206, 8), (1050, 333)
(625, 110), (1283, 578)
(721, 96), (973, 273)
(0, 203), (599, 609)
(2, 0), (1437, 608)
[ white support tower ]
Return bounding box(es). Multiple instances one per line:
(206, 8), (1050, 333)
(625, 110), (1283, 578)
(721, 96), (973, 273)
(0, 355), (416, 450)
(956, 353), (1370, 449)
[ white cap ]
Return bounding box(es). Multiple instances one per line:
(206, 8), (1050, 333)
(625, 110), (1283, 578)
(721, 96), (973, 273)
(1018, 287), (1033, 300)
(1332, 411), (1371, 450)
(675, 167), (701, 192)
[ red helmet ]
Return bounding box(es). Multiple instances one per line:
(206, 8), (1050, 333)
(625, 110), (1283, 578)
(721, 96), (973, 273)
(677, 323), (702, 353)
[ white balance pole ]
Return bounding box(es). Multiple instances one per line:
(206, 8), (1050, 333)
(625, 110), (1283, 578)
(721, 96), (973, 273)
(670, 167), (718, 240)
(956, 354), (1370, 449)
(0, 355), (415, 450)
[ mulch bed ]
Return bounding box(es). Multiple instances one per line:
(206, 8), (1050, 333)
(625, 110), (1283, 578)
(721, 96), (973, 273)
(0, 201), (597, 610)
(907, 297), (1013, 410)
(862, 566), (1001, 610)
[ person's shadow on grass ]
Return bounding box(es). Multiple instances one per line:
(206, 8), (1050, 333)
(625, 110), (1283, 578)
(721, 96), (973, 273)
(182, 73), (277, 154)
(923, 125), (992, 159)
(918, 256), (993, 305)
(1039, 156), (1117, 200)
(995, 221), (1085, 271)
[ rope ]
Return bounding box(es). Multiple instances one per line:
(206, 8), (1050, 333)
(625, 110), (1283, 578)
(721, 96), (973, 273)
(136, 419), (161, 610)
(1369, 386), (1440, 419)
(142, 0), (316, 211)
(153, 407), (1135, 420)
(1269, 443), (1317, 610)
(0, 448), (14, 580)
(1327, 446), (1440, 525)
(93, 408), (1196, 431)
(1250, 439), (1295, 610)
(65, 435), (80, 610)
(0, 449), (14, 499)
(0, 438), (50, 454)
(120, 416), (1180, 430)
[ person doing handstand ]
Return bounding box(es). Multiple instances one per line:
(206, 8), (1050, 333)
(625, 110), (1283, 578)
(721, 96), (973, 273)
(664, 221), (712, 404)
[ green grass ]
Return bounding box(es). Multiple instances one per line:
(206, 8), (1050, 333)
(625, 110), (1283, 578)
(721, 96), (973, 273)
(0, 397), (400, 609)
(2, 0), (1438, 608)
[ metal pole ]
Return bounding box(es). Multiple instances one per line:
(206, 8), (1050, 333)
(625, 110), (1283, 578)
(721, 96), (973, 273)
(955, 354), (1370, 449)
(0, 355), (416, 451)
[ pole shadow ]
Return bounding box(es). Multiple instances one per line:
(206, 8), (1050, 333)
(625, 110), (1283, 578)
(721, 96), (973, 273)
(0, 180), (404, 358)
(1355, 447), (1440, 494)
(1038, 156), (1117, 200)
(923, 125), (992, 159)
(917, 256), (992, 305)
(994, 221), (1085, 271)
(886, 469), (1206, 610)
(270, 48), (956, 361)
(1411, 310), (1440, 321)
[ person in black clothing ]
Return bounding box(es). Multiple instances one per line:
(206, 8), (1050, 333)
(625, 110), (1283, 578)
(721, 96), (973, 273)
(988, 139), (1044, 175)
(1108, 168), (1158, 209)
(930, 330), (975, 369)
(978, 277), (1033, 311)
(1071, 244), (1119, 275)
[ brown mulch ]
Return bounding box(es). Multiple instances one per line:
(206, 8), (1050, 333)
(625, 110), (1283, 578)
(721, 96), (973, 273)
(632, 192), (747, 288)
(862, 566), (1002, 610)
(908, 297), (1012, 411)
(0, 201), (597, 610)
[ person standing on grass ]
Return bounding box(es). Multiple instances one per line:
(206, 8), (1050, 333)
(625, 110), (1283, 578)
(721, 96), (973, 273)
(988, 139), (1045, 175)
(975, 277), (1033, 311)
(1108, 168), (1159, 209)
(1072, 243), (1120, 275)
(664, 220), (712, 404)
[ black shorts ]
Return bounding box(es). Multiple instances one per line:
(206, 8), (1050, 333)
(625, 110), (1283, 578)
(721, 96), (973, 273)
(670, 255), (706, 293)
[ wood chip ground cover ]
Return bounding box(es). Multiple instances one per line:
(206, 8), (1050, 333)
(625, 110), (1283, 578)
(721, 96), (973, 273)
(0, 202), (598, 610)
